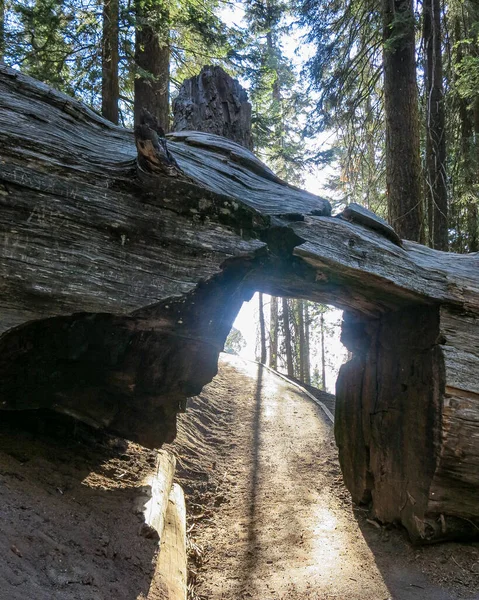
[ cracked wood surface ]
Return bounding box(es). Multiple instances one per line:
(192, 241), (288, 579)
(0, 65), (479, 542)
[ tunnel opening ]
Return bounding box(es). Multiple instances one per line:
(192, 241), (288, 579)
(227, 293), (348, 397)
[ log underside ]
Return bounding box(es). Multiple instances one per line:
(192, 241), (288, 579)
(0, 64), (478, 542)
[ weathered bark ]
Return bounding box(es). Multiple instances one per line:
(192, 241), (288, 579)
(173, 66), (253, 150)
(258, 292), (267, 364)
(424, 0), (448, 250)
(383, 0), (423, 242)
(337, 305), (479, 542)
(1, 65), (479, 542)
(134, 0), (169, 129)
(102, 0), (119, 125)
(269, 296), (278, 370)
(282, 299), (294, 377)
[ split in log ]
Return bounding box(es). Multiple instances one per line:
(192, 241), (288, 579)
(1, 64), (479, 542)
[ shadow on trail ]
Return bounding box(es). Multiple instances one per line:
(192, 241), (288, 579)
(236, 362), (263, 596)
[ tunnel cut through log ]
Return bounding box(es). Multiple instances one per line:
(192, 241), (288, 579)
(0, 64), (478, 542)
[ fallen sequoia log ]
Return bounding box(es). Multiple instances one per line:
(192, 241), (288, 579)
(1, 64), (478, 543)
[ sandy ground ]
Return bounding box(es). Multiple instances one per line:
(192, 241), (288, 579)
(173, 354), (479, 600)
(0, 411), (161, 600)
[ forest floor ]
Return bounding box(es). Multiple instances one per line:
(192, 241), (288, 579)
(169, 353), (479, 600)
(0, 353), (478, 599)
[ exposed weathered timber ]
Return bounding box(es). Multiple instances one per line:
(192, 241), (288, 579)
(150, 483), (187, 600)
(172, 65), (253, 150)
(141, 450), (176, 542)
(1, 64), (479, 542)
(337, 202), (403, 247)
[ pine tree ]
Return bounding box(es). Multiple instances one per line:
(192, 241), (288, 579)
(446, 0), (479, 252)
(299, 0), (386, 212)
(383, 0), (423, 241)
(243, 0), (306, 183)
(102, 0), (120, 124)
(423, 0), (448, 249)
(134, 0), (170, 128)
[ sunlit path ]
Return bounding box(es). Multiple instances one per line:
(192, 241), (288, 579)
(193, 354), (464, 600)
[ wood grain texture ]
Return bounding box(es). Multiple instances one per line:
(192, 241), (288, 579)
(149, 483), (187, 600)
(1, 65), (479, 541)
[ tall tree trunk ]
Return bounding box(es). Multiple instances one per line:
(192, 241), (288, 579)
(383, 0), (423, 242)
(282, 298), (294, 377)
(269, 295), (278, 369)
(424, 0), (448, 250)
(297, 299), (305, 382)
(320, 312), (326, 391)
(470, 96), (479, 252)
(134, 0), (170, 129)
(304, 302), (311, 385)
(258, 292), (267, 365)
(102, 0), (119, 125)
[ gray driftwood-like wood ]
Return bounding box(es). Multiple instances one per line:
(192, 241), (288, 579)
(151, 483), (187, 600)
(172, 65), (253, 150)
(337, 202), (403, 247)
(1, 64), (479, 542)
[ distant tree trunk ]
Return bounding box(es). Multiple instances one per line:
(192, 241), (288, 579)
(297, 300), (305, 382)
(102, 0), (119, 125)
(423, 0), (448, 250)
(258, 293), (267, 364)
(269, 296), (278, 369)
(383, 0), (423, 242)
(470, 96), (479, 252)
(134, 0), (170, 129)
(320, 312), (326, 391)
(282, 298), (294, 377)
(468, 202), (478, 252)
(304, 302), (311, 385)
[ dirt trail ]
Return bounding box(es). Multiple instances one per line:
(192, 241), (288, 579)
(181, 354), (479, 600)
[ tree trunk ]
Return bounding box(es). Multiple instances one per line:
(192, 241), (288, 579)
(470, 96), (479, 252)
(304, 302), (311, 385)
(269, 296), (278, 370)
(134, 0), (169, 129)
(102, 0), (119, 125)
(297, 299), (306, 382)
(383, 0), (423, 242)
(423, 0), (448, 250)
(258, 292), (267, 364)
(282, 298), (294, 377)
(320, 312), (326, 391)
